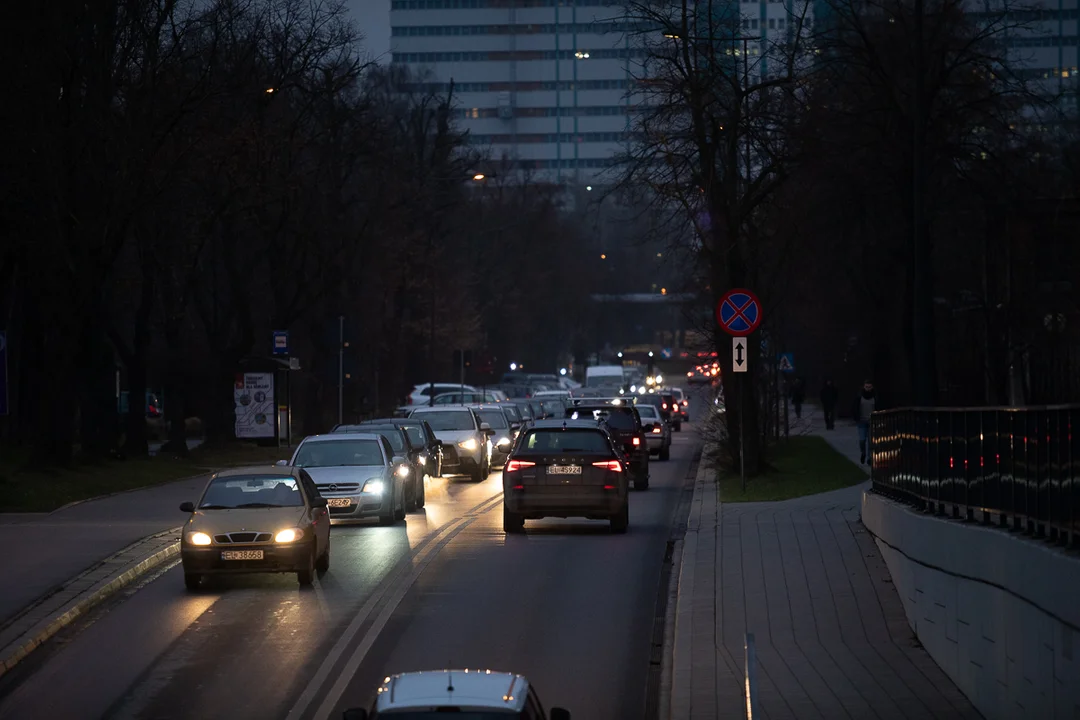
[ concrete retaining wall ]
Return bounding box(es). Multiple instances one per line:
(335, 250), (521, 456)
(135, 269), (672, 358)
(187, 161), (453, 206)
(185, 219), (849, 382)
(861, 492), (1080, 720)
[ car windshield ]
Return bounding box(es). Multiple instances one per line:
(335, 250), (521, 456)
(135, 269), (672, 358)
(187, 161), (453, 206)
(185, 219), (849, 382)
(293, 439), (384, 467)
(501, 405), (522, 422)
(371, 714), (517, 719)
(568, 407), (636, 430)
(414, 411), (476, 431)
(398, 424), (425, 445)
(362, 427), (408, 451)
(521, 429), (611, 453)
(475, 410), (509, 429)
(199, 475), (304, 509)
(637, 405), (659, 419)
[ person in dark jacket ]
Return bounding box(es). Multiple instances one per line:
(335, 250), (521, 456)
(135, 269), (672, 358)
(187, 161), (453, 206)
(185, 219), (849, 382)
(851, 380), (876, 465)
(790, 376), (806, 419)
(820, 379), (838, 430)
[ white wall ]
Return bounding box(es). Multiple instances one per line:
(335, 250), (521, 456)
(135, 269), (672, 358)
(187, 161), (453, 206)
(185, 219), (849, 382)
(861, 492), (1080, 720)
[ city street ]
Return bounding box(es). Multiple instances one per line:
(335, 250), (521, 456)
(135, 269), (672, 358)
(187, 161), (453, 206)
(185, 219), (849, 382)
(0, 428), (701, 720)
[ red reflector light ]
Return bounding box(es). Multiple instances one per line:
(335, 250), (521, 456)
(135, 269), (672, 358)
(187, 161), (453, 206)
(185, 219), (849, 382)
(592, 460), (623, 472)
(632, 437), (641, 446)
(512, 484), (524, 490)
(603, 484), (617, 490)
(505, 460), (535, 472)
(652, 427), (662, 433)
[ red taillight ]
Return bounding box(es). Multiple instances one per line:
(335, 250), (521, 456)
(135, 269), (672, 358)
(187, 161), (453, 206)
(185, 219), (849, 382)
(505, 460), (535, 473)
(632, 437), (641, 446)
(407, 397), (414, 404)
(662, 403), (668, 409)
(512, 484), (525, 490)
(682, 400), (688, 406)
(652, 426), (662, 434)
(592, 460), (623, 472)
(603, 484), (617, 490)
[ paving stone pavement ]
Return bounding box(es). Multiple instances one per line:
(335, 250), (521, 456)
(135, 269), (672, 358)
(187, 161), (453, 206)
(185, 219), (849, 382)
(670, 407), (980, 720)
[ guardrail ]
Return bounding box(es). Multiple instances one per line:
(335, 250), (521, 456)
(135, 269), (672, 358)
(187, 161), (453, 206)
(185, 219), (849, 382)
(870, 406), (1080, 546)
(744, 633), (759, 720)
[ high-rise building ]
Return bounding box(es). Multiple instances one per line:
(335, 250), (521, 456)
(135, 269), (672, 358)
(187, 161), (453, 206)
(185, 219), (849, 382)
(389, 0), (649, 185)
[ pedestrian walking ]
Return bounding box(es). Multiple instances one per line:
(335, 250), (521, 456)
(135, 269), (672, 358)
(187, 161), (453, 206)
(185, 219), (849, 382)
(791, 376), (806, 419)
(820, 379), (838, 430)
(851, 379), (876, 465)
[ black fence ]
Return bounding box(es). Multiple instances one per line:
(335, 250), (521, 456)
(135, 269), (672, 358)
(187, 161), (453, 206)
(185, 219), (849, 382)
(870, 406), (1080, 547)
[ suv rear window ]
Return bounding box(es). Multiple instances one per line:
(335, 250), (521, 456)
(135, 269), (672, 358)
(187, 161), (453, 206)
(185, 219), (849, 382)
(520, 429), (612, 453)
(568, 407), (636, 431)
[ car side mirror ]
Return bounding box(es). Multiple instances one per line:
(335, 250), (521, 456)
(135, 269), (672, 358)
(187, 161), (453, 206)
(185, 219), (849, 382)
(550, 708), (571, 720)
(480, 422), (491, 432)
(342, 710), (368, 720)
(392, 456), (406, 465)
(314, 497), (328, 507)
(179, 501), (195, 513)
(275, 459), (289, 466)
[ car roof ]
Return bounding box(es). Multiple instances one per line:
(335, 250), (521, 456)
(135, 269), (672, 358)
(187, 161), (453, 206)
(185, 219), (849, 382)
(375, 670), (529, 712)
(213, 465), (299, 479)
(302, 432), (386, 442)
(471, 403), (509, 410)
(527, 418), (604, 430)
(411, 405), (473, 413)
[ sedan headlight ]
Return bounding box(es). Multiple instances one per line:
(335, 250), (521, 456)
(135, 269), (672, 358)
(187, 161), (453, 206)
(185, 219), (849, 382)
(396, 464), (410, 478)
(275, 528), (304, 543)
(363, 479), (385, 494)
(458, 438), (479, 452)
(187, 531), (212, 546)
(496, 437), (511, 448)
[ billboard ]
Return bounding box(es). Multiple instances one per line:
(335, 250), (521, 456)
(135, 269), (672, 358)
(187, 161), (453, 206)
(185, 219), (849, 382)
(234, 372), (275, 438)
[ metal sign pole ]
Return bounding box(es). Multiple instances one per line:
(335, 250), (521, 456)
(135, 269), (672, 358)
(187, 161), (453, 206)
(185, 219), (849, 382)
(338, 316), (344, 425)
(740, 378), (746, 492)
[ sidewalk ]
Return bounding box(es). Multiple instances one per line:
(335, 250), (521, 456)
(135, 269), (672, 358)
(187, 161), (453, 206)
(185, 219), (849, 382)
(669, 407), (978, 719)
(0, 475), (208, 625)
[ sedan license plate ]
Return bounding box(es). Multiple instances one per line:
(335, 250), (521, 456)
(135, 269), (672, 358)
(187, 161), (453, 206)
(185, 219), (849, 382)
(221, 550), (263, 561)
(548, 465), (582, 475)
(327, 498), (352, 508)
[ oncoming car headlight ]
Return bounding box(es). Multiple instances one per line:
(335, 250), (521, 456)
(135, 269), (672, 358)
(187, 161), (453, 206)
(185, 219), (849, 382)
(396, 464), (410, 478)
(275, 528), (304, 543)
(363, 479), (385, 494)
(496, 437), (511, 447)
(187, 531), (212, 546)
(458, 438), (479, 452)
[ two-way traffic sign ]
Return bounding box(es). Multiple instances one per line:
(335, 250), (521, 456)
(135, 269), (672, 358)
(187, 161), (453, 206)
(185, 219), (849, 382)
(732, 337), (748, 373)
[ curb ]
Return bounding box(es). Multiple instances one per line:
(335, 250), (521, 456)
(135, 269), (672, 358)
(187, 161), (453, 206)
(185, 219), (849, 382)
(50, 472), (210, 514)
(0, 534), (182, 679)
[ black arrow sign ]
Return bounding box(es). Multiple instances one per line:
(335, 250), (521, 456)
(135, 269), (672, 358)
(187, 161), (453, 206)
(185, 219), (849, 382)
(736, 341), (745, 365)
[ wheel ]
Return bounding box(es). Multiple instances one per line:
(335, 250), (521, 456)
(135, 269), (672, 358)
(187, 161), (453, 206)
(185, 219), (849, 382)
(470, 465), (484, 482)
(184, 573), (202, 591)
(416, 474), (426, 509)
(316, 538), (330, 573)
(674, 422), (682, 432)
(394, 482), (407, 521)
(503, 506), (525, 533)
(635, 475), (650, 491)
(406, 475), (418, 512)
(482, 457), (491, 479)
(379, 481), (397, 525)
(610, 504), (629, 533)
(659, 445), (670, 461)
(297, 549), (315, 586)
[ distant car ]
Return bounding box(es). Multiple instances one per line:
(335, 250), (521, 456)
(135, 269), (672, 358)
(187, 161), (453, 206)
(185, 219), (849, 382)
(469, 403), (516, 468)
(343, 669), (571, 719)
(409, 406), (494, 481)
(566, 402), (650, 490)
(179, 466), (331, 590)
(635, 403), (671, 461)
(669, 387), (690, 424)
(333, 423), (425, 510)
(286, 433), (409, 526)
(340, 417), (444, 478)
(502, 419), (630, 533)
(659, 392), (681, 431)
(405, 383), (479, 407)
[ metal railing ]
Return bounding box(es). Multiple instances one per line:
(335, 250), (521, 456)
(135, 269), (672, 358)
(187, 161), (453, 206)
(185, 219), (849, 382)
(870, 406), (1080, 546)
(744, 633), (759, 720)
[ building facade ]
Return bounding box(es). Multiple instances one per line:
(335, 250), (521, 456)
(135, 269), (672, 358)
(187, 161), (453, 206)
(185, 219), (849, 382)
(389, 0), (650, 185)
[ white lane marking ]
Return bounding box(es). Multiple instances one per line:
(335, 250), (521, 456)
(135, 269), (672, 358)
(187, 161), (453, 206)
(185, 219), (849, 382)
(311, 496), (503, 720)
(286, 491), (504, 720)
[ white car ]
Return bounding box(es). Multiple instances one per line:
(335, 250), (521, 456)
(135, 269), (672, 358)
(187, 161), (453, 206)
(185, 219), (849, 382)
(409, 406), (494, 481)
(342, 669), (571, 719)
(406, 383), (479, 408)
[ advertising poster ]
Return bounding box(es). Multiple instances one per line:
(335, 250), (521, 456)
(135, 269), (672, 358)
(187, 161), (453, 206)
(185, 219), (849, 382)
(234, 372), (275, 438)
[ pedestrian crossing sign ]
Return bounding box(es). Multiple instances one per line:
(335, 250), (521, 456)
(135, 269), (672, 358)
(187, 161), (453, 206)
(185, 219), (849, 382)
(777, 353), (795, 373)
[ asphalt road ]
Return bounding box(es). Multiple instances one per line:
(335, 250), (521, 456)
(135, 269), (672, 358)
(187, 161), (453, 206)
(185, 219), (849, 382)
(0, 416), (703, 720)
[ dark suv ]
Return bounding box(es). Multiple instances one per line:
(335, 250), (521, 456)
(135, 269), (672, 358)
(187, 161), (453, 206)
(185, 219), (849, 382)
(659, 392), (681, 431)
(502, 419), (630, 533)
(565, 401), (650, 490)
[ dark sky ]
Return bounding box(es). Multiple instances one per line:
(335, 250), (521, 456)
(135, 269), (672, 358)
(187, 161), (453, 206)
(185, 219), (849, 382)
(346, 0), (390, 62)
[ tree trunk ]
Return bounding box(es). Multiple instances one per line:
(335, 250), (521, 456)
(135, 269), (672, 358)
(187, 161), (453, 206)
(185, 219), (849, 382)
(124, 358), (149, 457)
(160, 366), (188, 456)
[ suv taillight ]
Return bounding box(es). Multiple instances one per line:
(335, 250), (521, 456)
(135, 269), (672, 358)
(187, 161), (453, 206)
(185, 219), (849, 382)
(592, 460), (623, 472)
(651, 426), (662, 434)
(632, 437), (641, 446)
(504, 460), (535, 473)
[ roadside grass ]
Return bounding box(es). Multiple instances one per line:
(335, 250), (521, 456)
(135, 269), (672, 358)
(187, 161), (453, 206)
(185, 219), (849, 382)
(716, 435), (867, 502)
(0, 443), (293, 513)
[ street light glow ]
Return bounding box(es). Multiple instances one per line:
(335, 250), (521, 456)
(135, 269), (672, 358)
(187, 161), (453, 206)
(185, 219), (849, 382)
(509, 362), (518, 371)
(560, 368), (568, 376)
(617, 351), (624, 358)
(473, 173), (485, 181)
(265, 87), (275, 93)
(600, 253), (607, 259)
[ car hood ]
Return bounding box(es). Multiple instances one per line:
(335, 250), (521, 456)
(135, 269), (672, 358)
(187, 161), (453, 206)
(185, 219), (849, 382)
(188, 506), (307, 534)
(302, 465), (387, 485)
(429, 429), (479, 444)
